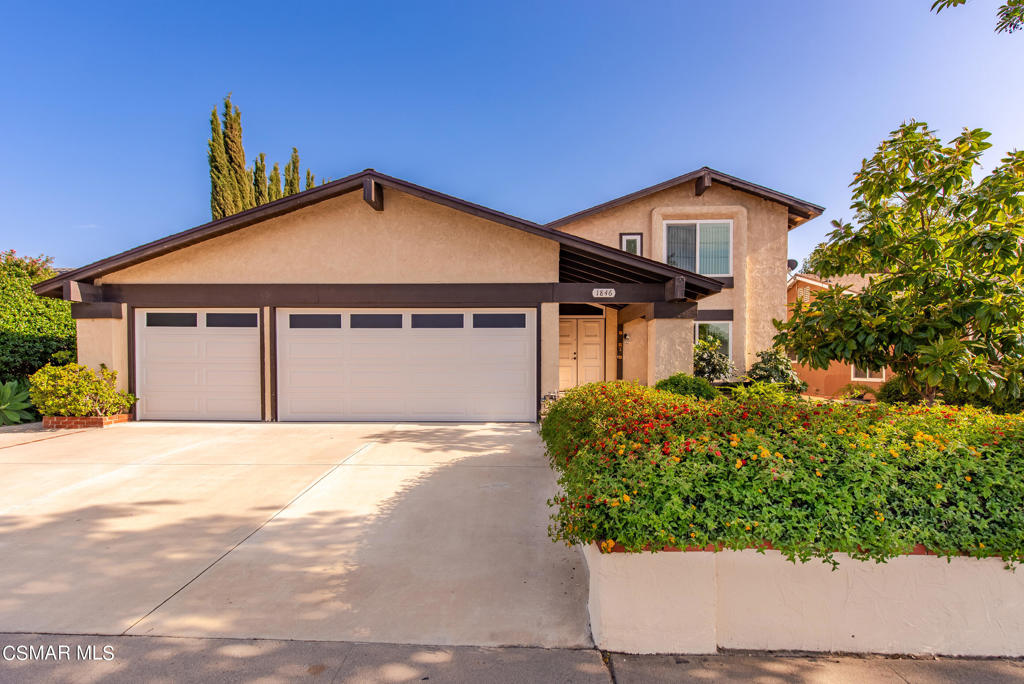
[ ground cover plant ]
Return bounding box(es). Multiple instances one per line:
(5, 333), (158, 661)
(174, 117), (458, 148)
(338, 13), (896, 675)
(541, 381), (1024, 567)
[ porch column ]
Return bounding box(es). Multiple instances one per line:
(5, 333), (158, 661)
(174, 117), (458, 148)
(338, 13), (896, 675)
(73, 304), (130, 391)
(646, 317), (694, 384)
(539, 302), (559, 397)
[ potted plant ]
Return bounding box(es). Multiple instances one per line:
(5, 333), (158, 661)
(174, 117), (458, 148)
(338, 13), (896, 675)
(28, 363), (137, 428)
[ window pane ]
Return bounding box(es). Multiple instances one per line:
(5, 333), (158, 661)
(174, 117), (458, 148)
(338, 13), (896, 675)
(289, 314), (341, 329)
(621, 235), (640, 255)
(666, 223), (697, 271)
(350, 313), (403, 329)
(206, 313), (258, 328)
(696, 322), (730, 357)
(411, 313), (463, 329)
(473, 313), (526, 328)
(853, 365), (883, 381)
(147, 312), (197, 327)
(698, 222), (730, 275)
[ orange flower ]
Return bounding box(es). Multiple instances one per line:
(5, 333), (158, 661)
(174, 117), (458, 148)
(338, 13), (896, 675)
(815, 470), (822, 477)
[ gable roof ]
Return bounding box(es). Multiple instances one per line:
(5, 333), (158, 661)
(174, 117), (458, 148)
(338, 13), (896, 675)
(546, 167), (824, 230)
(32, 169), (724, 299)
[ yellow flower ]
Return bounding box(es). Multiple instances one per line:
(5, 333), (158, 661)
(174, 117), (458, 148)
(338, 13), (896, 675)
(815, 470), (822, 477)
(746, 428), (755, 434)
(775, 452), (783, 459)
(935, 483), (943, 490)
(965, 475), (972, 482)
(744, 525), (751, 531)
(979, 542), (985, 549)
(753, 521), (759, 527)
(889, 449), (899, 458)
(690, 532), (697, 538)
(622, 495), (631, 503)
(730, 440), (739, 447)
(610, 499), (620, 507)
(735, 459), (743, 469)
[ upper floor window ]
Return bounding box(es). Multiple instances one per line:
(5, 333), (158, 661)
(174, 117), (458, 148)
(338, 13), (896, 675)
(620, 233), (642, 255)
(664, 220), (732, 276)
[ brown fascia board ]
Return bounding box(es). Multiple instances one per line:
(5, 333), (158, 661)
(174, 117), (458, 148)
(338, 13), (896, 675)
(33, 169), (722, 298)
(545, 166), (825, 231)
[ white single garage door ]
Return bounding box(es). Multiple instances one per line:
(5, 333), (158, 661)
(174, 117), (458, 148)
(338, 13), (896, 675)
(276, 308), (536, 421)
(135, 309), (262, 420)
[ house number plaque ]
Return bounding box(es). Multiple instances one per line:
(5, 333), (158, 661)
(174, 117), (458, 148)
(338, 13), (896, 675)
(592, 288), (616, 298)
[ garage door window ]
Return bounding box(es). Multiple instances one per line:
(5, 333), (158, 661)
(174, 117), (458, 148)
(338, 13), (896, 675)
(207, 313), (258, 327)
(473, 313), (526, 328)
(411, 313), (464, 328)
(290, 314), (342, 328)
(146, 312), (197, 327)
(351, 313), (403, 329)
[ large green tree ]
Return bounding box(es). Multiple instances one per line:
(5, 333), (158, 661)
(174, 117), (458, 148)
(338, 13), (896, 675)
(207, 98), (317, 219)
(0, 251), (75, 383)
(776, 122), (1024, 404)
(932, 0), (1024, 33)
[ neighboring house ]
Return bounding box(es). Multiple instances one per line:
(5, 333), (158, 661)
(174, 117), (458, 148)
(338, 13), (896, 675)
(786, 272), (886, 398)
(33, 167), (822, 422)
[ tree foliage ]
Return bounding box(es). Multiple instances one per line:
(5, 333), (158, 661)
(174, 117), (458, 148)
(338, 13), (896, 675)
(694, 335), (735, 382)
(776, 122), (1024, 404)
(207, 97), (317, 219)
(932, 0), (1024, 33)
(0, 251), (75, 384)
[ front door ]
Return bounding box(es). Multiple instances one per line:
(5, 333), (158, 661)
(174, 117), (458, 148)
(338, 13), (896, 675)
(558, 317), (605, 391)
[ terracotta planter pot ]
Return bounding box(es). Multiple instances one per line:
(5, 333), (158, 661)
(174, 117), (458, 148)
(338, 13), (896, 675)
(42, 414), (132, 429)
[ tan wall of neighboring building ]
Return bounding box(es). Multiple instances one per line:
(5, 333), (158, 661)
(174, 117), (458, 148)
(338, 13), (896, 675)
(75, 306), (129, 391)
(557, 180), (790, 373)
(100, 190), (559, 285)
(786, 278), (886, 399)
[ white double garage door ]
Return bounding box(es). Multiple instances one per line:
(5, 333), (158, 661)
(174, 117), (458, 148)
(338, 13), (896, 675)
(135, 308), (537, 422)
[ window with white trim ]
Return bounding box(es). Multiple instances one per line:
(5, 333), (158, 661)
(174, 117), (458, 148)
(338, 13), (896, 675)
(694, 321), (732, 360)
(620, 233), (642, 255)
(851, 365), (885, 382)
(665, 220), (732, 276)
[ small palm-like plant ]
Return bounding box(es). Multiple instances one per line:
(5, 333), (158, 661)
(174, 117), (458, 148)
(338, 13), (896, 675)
(0, 380), (34, 425)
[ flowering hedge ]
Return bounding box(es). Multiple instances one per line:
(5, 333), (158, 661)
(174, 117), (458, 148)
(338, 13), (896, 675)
(540, 381), (1024, 567)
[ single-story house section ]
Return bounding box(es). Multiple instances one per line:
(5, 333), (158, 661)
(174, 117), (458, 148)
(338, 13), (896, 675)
(34, 168), (822, 422)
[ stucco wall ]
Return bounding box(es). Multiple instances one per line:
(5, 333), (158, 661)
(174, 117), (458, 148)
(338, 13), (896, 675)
(583, 546), (1024, 656)
(647, 318), (694, 382)
(75, 307), (129, 391)
(557, 181), (791, 372)
(99, 190), (559, 285)
(622, 319), (648, 384)
(540, 303), (559, 398)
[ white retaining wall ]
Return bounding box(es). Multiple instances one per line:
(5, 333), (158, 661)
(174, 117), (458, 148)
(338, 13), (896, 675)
(581, 544), (1024, 655)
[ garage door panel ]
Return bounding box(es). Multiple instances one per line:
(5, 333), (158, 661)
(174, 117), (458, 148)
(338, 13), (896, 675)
(204, 368), (260, 388)
(136, 309), (261, 421)
(286, 340), (346, 360)
(145, 339), (202, 362)
(204, 338), (259, 359)
(277, 308), (535, 421)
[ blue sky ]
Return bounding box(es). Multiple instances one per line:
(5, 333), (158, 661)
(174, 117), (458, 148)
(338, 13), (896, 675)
(1, 1), (1021, 268)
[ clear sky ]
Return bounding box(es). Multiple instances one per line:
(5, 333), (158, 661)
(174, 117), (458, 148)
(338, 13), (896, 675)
(1, 1), (1021, 269)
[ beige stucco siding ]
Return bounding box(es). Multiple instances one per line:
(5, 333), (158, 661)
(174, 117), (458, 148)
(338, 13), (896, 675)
(557, 180), (790, 372)
(100, 190), (559, 285)
(75, 307), (129, 391)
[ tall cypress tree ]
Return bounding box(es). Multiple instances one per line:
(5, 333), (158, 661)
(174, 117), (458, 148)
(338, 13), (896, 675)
(268, 163), (283, 202)
(253, 153), (269, 205)
(284, 147), (301, 196)
(305, 169), (315, 190)
(221, 95), (254, 210)
(208, 108), (240, 219)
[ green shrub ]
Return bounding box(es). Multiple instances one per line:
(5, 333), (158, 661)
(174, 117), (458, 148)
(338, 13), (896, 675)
(0, 251), (75, 383)
(29, 364), (136, 417)
(694, 337), (734, 382)
(540, 381), (1024, 567)
(729, 381), (791, 404)
(0, 379), (33, 425)
(837, 383), (879, 401)
(745, 348), (807, 393)
(877, 376), (923, 404)
(654, 373), (717, 400)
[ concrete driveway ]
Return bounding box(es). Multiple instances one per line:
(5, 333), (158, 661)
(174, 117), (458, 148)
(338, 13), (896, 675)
(0, 422), (590, 648)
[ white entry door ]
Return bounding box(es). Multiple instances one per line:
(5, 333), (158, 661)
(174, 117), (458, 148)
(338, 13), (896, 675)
(276, 308), (536, 421)
(135, 309), (262, 420)
(558, 317), (605, 391)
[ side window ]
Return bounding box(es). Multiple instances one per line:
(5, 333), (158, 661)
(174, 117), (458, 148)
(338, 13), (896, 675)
(620, 233), (642, 255)
(694, 321), (731, 359)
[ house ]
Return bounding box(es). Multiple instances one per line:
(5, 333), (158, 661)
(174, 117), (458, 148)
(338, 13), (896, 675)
(32, 167), (822, 422)
(786, 272), (886, 398)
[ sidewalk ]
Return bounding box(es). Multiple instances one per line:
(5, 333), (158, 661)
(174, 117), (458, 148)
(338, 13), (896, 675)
(1, 634), (1022, 683)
